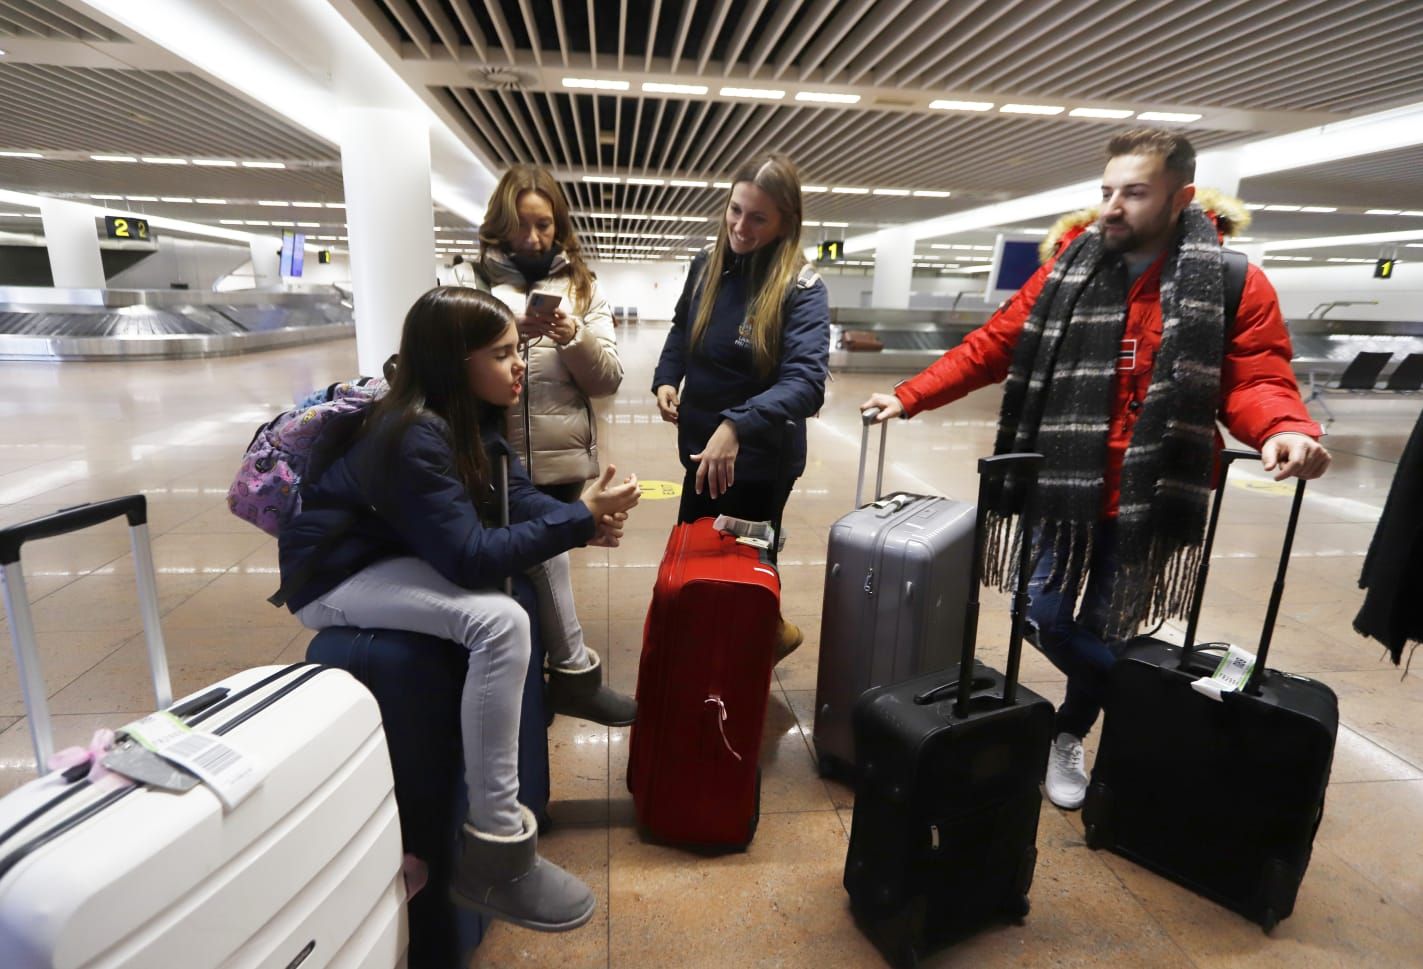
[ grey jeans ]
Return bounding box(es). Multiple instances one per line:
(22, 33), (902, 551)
(296, 555), (584, 835)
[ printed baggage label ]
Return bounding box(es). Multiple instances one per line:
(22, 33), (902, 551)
(1189, 644), (1257, 702)
(121, 711), (265, 810)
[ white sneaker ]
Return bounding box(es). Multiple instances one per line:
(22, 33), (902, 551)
(1045, 732), (1088, 810)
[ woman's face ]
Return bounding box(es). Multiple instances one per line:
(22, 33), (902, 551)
(725, 181), (785, 255)
(466, 320), (526, 407)
(509, 190), (557, 257)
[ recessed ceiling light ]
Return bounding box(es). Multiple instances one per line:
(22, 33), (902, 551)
(929, 100), (993, 112)
(1137, 111), (1203, 123)
(804, 220), (821, 227)
(713, 181), (733, 189)
(1365, 209), (1402, 215)
(193, 158), (238, 167)
(141, 156), (187, 165)
(831, 186), (870, 195)
(91, 154), (137, 163)
(126, 195), (157, 202)
(160, 196), (194, 203)
(0, 150), (43, 159)
(1068, 107), (1134, 119)
(258, 200), (288, 207)
(643, 82), (708, 95)
(564, 77), (630, 91)
(801, 185), (828, 193)
(1401, 210), (1423, 216)
(1245, 203), (1267, 211)
(912, 190), (952, 198)
(583, 175), (621, 184)
(292, 201), (323, 208)
(1298, 206), (1337, 213)
(872, 188), (912, 196)
(999, 103), (1065, 115)
(297, 222), (320, 228)
(325, 202), (345, 208)
(1263, 204), (1302, 212)
(219, 219), (243, 225)
(796, 91), (860, 104)
(626, 177), (665, 186)
(669, 179), (708, 188)
(244, 220), (270, 226)
(90, 194), (125, 200)
(720, 86), (785, 101)
(194, 198), (227, 204)
(823, 221), (849, 228)
(242, 161), (286, 169)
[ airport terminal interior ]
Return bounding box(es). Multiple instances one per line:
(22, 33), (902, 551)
(2, 1), (1423, 967)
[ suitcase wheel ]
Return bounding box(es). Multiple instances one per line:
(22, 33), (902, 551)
(1260, 909), (1279, 934)
(1007, 894), (1031, 923)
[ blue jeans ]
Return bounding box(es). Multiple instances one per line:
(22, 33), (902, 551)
(1025, 521), (1120, 740)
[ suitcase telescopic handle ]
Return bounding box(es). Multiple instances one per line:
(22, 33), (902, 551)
(0, 496), (173, 774)
(955, 452), (1042, 717)
(1179, 448), (1306, 695)
(854, 408), (890, 509)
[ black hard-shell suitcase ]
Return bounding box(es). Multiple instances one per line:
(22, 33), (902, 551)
(844, 452), (1055, 967)
(1082, 449), (1338, 932)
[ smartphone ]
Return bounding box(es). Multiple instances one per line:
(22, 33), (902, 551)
(527, 292), (562, 316)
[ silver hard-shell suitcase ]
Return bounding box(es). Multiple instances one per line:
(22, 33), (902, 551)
(812, 409), (975, 776)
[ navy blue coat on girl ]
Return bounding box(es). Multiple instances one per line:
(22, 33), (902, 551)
(278, 412), (594, 614)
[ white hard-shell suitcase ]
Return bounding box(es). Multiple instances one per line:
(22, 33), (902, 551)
(0, 495), (407, 969)
(812, 409), (976, 777)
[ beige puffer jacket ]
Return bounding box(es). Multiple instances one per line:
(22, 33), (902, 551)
(477, 247), (623, 486)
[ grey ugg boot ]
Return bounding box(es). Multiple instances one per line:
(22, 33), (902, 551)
(451, 805), (595, 932)
(548, 649), (637, 726)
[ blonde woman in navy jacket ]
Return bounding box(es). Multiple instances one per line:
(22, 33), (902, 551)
(652, 152), (831, 661)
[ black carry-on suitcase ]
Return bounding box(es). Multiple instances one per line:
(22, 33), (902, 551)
(1082, 448), (1338, 932)
(844, 452), (1055, 967)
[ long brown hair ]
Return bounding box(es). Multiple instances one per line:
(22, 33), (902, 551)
(363, 287), (513, 512)
(479, 164), (595, 315)
(691, 152), (806, 377)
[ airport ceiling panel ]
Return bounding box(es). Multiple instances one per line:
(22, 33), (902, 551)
(0, 64), (339, 161)
(366, 0), (1423, 115)
(0, 0), (123, 41)
(1243, 144), (1423, 211)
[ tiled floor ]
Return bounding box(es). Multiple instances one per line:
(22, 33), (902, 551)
(2, 325), (1420, 967)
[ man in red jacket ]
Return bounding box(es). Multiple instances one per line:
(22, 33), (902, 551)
(862, 129), (1329, 810)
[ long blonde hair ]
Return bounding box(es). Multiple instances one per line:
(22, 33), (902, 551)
(479, 164), (595, 316)
(691, 153), (806, 377)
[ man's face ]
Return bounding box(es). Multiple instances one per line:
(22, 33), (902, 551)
(1098, 153), (1194, 257)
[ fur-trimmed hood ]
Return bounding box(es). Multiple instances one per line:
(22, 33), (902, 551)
(1037, 187), (1253, 262)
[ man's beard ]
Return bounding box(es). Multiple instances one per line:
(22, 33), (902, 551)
(1099, 201), (1173, 254)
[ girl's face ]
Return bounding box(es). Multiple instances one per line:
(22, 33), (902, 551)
(725, 181), (785, 255)
(509, 190), (557, 257)
(466, 321), (526, 407)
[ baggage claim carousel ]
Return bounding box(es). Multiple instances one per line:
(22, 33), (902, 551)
(0, 287), (355, 361)
(829, 308), (1423, 381)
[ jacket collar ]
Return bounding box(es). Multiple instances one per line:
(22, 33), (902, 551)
(479, 244), (570, 287)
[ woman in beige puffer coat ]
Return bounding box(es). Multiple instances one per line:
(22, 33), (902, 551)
(473, 164), (636, 728)
(477, 166), (623, 502)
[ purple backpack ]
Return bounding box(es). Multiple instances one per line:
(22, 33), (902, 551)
(227, 378), (386, 536)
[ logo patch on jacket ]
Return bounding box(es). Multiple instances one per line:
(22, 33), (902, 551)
(735, 316), (753, 349)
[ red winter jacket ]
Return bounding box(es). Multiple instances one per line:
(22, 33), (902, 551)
(894, 232), (1321, 517)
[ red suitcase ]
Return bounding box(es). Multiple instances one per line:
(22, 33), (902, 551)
(627, 517), (781, 849)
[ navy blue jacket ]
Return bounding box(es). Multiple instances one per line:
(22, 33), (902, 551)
(278, 412), (594, 613)
(652, 249), (830, 481)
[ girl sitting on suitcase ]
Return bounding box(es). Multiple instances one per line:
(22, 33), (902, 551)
(651, 151), (831, 663)
(278, 286), (640, 932)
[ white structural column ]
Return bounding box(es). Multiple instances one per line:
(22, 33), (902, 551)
(248, 238), (281, 287)
(871, 227), (915, 309)
(1195, 149), (1242, 198)
(340, 106), (437, 376)
(39, 198), (106, 289)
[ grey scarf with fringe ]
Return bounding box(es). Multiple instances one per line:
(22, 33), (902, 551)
(986, 205), (1227, 639)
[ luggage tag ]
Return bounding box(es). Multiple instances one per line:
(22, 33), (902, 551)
(103, 737), (202, 793)
(114, 711), (265, 811)
(1189, 644), (1257, 702)
(714, 514), (774, 550)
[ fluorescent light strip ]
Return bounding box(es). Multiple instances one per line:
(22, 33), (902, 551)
(1365, 209), (1401, 215)
(564, 77), (630, 91)
(1138, 111), (1203, 123)
(242, 161), (286, 169)
(126, 195), (157, 202)
(720, 86), (785, 100)
(90, 194), (124, 201)
(1068, 107), (1134, 119)
(0, 151), (43, 159)
(192, 158), (237, 167)
(194, 198), (226, 204)
(643, 82), (708, 96)
(713, 181), (732, 189)
(802, 185), (828, 193)
(831, 186), (871, 195)
(258, 200), (288, 207)
(1000, 103), (1064, 115)
(872, 188), (911, 196)
(1298, 206), (1337, 213)
(669, 179), (708, 188)
(929, 100), (993, 112)
(141, 156), (187, 165)
(159, 196), (194, 203)
(1263, 204), (1302, 211)
(796, 91), (860, 104)
(583, 175), (621, 184)
(912, 190), (952, 198)
(626, 177), (664, 186)
(91, 154), (137, 163)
